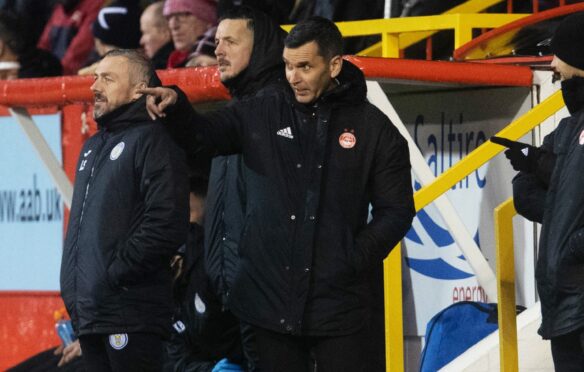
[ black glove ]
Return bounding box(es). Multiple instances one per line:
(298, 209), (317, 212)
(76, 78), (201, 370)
(491, 136), (542, 173)
(504, 144), (541, 173)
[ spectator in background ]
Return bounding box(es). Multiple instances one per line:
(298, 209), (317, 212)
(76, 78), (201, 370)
(0, 0), (58, 46)
(183, 27), (216, 67)
(163, 0), (217, 68)
(140, 1), (174, 69)
(0, 11), (62, 80)
(164, 176), (246, 372)
(37, 0), (103, 75)
(78, 0), (142, 75)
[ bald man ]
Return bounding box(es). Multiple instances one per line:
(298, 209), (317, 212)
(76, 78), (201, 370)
(140, 1), (174, 69)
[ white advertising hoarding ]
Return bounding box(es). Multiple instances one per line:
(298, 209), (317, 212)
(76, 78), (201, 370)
(0, 114), (63, 290)
(384, 85), (535, 336)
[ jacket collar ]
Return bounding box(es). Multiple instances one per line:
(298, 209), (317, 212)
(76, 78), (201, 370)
(290, 60), (367, 112)
(95, 95), (152, 132)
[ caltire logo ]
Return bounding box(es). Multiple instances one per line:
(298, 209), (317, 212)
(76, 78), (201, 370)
(405, 181), (475, 280)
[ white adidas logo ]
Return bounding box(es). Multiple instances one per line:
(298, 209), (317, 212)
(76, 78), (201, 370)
(277, 127), (294, 139)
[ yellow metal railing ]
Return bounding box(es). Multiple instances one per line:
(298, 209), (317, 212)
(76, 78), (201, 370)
(494, 198), (519, 372)
(386, 91), (563, 371)
(283, 13), (527, 58)
(414, 91), (564, 212)
(384, 243), (404, 372)
(358, 0), (519, 57)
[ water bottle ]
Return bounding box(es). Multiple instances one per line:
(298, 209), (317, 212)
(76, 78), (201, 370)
(54, 310), (76, 347)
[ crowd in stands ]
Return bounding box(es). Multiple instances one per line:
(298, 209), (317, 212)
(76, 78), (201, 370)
(1, 0), (576, 79)
(0, 0), (393, 80)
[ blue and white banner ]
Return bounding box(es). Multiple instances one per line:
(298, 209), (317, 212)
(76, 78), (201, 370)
(0, 114), (63, 290)
(388, 86), (536, 336)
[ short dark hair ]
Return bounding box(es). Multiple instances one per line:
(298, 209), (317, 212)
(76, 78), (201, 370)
(219, 6), (255, 32)
(0, 12), (26, 55)
(284, 17), (343, 61)
(102, 49), (157, 86)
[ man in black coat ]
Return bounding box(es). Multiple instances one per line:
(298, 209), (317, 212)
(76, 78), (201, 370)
(205, 5), (287, 310)
(504, 12), (584, 371)
(60, 49), (189, 372)
(141, 17), (415, 371)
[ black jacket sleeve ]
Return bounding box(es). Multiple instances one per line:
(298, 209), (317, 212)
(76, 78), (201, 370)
(164, 86), (247, 159)
(107, 127), (190, 287)
(353, 115), (416, 271)
(512, 129), (556, 224)
(512, 172), (546, 224)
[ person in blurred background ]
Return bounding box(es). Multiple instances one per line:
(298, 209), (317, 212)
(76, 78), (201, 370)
(163, 0), (217, 68)
(0, 0), (58, 46)
(37, 0), (103, 75)
(140, 1), (174, 69)
(77, 0), (142, 75)
(0, 11), (62, 79)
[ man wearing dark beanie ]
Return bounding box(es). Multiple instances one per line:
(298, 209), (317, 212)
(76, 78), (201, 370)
(92, 1), (142, 52)
(503, 11), (584, 371)
(78, 1), (142, 75)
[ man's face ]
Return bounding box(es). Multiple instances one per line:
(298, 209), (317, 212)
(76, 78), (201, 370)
(140, 10), (170, 58)
(167, 12), (207, 52)
(214, 19), (254, 82)
(90, 56), (139, 119)
(551, 55), (581, 81)
(283, 41), (341, 104)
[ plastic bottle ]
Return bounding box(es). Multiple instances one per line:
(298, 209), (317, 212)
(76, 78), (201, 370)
(54, 309), (76, 347)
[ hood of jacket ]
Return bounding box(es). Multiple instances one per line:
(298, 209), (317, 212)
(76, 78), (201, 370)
(327, 59), (367, 105)
(221, 8), (287, 99)
(95, 95), (152, 131)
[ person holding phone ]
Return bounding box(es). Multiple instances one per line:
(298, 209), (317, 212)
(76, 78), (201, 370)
(494, 12), (584, 371)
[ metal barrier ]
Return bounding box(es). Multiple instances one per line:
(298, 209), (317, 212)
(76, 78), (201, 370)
(494, 198), (518, 372)
(283, 12), (526, 58)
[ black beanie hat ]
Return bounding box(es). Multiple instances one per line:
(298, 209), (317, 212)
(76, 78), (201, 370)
(551, 12), (584, 71)
(91, 2), (141, 49)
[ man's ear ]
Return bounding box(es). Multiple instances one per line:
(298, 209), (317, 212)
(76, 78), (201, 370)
(330, 55), (342, 79)
(132, 81), (147, 99)
(0, 40), (5, 57)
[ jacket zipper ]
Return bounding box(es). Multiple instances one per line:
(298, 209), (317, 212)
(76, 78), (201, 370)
(73, 132), (107, 320)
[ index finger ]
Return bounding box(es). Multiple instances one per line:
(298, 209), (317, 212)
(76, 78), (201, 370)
(490, 136), (516, 148)
(136, 87), (162, 96)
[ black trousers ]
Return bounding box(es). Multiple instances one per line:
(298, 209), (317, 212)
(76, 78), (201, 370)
(550, 328), (584, 372)
(252, 325), (366, 372)
(79, 333), (163, 372)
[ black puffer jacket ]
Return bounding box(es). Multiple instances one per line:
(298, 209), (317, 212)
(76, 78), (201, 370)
(169, 60), (415, 336)
(204, 8), (287, 304)
(514, 111), (584, 338)
(61, 96), (189, 338)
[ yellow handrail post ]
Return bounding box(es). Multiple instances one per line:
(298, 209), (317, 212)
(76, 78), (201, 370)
(384, 243), (404, 372)
(494, 198), (519, 372)
(454, 15), (474, 48)
(382, 32), (400, 58)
